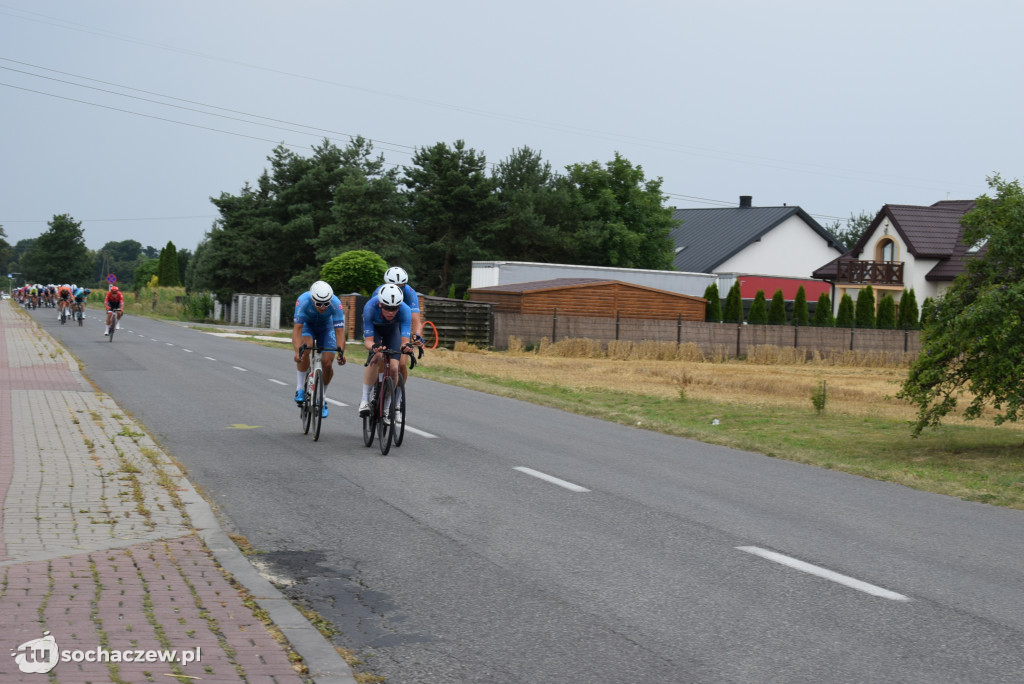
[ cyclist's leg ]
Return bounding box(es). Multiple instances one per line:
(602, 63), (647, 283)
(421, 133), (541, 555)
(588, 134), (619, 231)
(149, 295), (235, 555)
(295, 328), (314, 402)
(319, 328), (338, 388)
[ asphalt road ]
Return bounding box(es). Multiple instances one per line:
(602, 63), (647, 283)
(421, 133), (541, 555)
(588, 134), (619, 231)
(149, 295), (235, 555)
(34, 306), (1024, 683)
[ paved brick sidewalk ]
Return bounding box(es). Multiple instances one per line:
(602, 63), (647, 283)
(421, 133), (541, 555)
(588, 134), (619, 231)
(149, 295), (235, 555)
(0, 302), (353, 683)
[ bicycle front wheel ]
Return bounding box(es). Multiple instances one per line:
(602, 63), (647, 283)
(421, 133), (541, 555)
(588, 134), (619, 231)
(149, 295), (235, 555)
(362, 386), (377, 447)
(301, 372), (312, 434)
(311, 369), (324, 442)
(392, 374), (407, 447)
(377, 376), (395, 455)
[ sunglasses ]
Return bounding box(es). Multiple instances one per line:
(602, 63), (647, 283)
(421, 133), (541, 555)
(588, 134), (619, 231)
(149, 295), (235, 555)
(381, 304), (400, 312)
(314, 302), (330, 309)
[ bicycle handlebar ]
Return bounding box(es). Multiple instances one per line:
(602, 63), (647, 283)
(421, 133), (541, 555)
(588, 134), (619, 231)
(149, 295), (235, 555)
(364, 346), (420, 370)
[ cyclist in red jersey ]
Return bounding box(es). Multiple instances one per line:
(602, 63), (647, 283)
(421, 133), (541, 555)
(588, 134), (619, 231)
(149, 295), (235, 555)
(104, 286), (124, 336)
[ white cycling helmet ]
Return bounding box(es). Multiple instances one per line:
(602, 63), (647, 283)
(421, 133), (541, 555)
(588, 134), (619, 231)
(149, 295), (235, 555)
(378, 283), (404, 307)
(309, 280), (334, 304)
(383, 266), (408, 286)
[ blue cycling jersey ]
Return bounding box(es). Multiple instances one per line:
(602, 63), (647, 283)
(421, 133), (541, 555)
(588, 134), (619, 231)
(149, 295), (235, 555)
(362, 296), (411, 339)
(293, 292), (345, 329)
(371, 283), (420, 313)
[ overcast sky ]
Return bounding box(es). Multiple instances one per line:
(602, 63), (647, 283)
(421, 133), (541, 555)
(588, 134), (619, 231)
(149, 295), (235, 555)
(2, 0), (1022, 256)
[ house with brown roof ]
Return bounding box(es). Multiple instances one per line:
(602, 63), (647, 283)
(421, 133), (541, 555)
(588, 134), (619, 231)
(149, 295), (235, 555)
(811, 200), (977, 311)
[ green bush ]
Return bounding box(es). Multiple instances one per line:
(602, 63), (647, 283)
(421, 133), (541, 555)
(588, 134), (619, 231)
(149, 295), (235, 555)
(855, 285), (876, 328)
(747, 290), (768, 324)
(898, 288), (920, 329)
(723, 281), (743, 323)
(813, 292), (835, 327)
(836, 293), (855, 327)
(876, 293), (897, 329)
(768, 289), (788, 325)
(320, 250), (387, 296)
(792, 286), (809, 326)
(702, 283), (722, 322)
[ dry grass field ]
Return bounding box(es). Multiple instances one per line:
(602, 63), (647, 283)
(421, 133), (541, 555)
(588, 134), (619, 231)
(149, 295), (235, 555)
(412, 338), (1024, 509)
(431, 338), (944, 423)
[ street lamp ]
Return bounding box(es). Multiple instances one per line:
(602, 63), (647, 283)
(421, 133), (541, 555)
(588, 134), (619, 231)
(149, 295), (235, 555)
(6, 272), (20, 295)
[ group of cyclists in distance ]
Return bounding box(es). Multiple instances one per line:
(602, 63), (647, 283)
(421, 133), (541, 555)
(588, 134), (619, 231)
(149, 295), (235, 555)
(12, 282), (126, 335)
(291, 265), (425, 423)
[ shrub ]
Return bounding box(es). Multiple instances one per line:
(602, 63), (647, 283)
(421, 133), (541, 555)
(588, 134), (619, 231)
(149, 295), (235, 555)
(702, 283), (722, 322)
(836, 293), (855, 327)
(723, 281), (743, 323)
(747, 290), (768, 324)
(768, 289), (788, 325)
(898, 288), (920, 329)
(792, 286), (809, 326)
(320, 250), (387, 296)
(813, 292), (835, 327)
(855, 285), (876, 328)
(876, 293), (897, 329)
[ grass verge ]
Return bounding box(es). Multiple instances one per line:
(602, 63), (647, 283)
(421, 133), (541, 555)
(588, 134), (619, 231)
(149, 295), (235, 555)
(415, 359), (1024, 510)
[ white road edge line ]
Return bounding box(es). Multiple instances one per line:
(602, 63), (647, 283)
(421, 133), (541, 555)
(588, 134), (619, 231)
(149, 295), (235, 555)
(182, 349), (193, 353)
(204, 357), (216, 361)
(268, 379), (288, 386)
(325, 398), (347, 406)
(232, 366), (248, 372)
(736, 546), (910, 601)
(403, 426), (437, 438)
(514, 467), (589, 493)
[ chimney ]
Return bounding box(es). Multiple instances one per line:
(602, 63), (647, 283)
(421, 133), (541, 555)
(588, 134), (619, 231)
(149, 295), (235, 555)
(739, 195), (752, 208)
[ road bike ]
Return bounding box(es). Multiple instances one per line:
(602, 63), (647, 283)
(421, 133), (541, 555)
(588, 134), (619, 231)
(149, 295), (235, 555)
(105, 308), (122, 342)
(362, 346), (419, 455)
(297, 343), (340, 442)
(73, 301), (85, 326)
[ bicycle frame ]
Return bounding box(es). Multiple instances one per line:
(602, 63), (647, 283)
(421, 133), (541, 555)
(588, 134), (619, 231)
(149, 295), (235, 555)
(297, 344), (339, 442)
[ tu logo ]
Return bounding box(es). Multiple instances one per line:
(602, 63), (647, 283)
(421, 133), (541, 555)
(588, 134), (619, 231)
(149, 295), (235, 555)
(10, 631), (59, 674)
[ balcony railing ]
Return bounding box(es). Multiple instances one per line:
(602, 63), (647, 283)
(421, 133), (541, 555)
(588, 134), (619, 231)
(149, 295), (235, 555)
(836, 259), (904, 285)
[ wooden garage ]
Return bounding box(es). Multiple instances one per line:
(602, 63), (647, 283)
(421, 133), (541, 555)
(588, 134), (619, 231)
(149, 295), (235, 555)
(468, 278), (706, 321)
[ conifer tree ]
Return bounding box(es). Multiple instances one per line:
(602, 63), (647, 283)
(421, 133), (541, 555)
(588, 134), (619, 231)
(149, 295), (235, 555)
(702, 283), (722, 322)
(854, 285), (876, 328)
(836, 293), (855, 327)
(747, 290), (768, 324)
(723, 281), (743, 323)
(767, 289), (787, 325)
(792, 286), (809, 326)
(812, 292), (834, 326)
(876, 293), (897, 329)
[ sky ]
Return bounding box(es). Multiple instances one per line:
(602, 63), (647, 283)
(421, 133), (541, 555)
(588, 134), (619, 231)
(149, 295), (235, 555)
(2, 0), (1022, 257)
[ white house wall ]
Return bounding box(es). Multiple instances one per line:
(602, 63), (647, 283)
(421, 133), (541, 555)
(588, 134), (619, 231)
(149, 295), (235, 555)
(715, 215), (843, 277)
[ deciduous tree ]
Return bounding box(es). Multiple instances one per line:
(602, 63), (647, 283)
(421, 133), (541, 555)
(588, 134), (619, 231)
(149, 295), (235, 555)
(898, 175), (1024, 435)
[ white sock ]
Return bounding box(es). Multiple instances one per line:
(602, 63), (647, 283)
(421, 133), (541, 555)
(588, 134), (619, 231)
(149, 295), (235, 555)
(296, 371), (305, 390)
(361, 384), (370, 402)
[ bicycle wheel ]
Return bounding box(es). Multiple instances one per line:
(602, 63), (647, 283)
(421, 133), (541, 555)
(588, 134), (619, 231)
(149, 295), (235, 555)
(362, 385), (377, 447)
(377, 376), (395, 455)
(301, 372), (313, 434)
(422, 320), (439, 349)
(108, 319), (115, 342)
(78, 309), (83, 326)
(392, 374), (407, 447)
(311, 369), (324, 442)
(60, 310), (66, 325)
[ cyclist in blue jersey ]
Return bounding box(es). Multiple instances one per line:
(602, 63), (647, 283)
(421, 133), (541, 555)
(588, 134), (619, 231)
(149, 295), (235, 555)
(373, 266), (425, 382)
(359, 283), (412, 417)
(292, 280), (346, 418)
